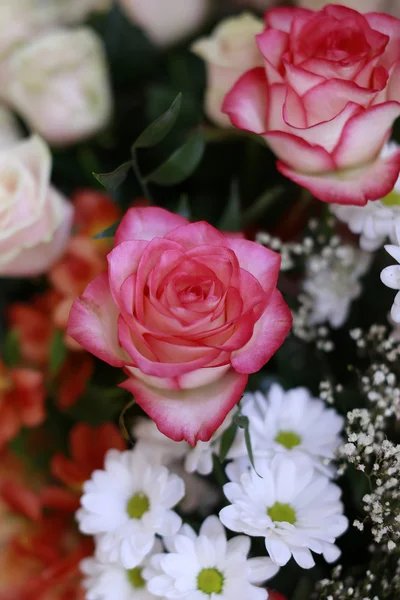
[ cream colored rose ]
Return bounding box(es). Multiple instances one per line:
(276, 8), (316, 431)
(192, 13), (264, 127)
(48, 0), (112, 24)
(118, 0), (210, 47)
(0, 106), (21, 150)
(298, 0), (400, 17)
(4, 28), (112, 146)
(0, 136), (73, 277)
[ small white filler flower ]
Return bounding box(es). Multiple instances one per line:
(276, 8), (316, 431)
(81, 541), (162, 600)
(143, 516), (279, 600)
(77, 448), (185, 569)
(304, 245), (371, 328)
(234, 385), (344, 475)
(219, 455), (348, 569)
(331, 142), (400, 251)
(381, 223), (400, 323)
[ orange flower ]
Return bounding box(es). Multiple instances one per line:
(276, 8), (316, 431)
(72, 188), (120, 251)
(51, 422), (126, 491)
(56, 353), (94, 411)
(7, 291), (59, 368)
(0, 361), (46, 448)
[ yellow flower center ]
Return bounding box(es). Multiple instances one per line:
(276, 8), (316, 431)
(267, 502), (296, 525)
(197, 568), (224, 594)
(127, 567), (146, 589)
(381, 189), (400, 206)
(275, 430), (301, 450)
(126, 492), (150, 519)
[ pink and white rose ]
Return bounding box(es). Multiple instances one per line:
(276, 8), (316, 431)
(4, 28), (112, 146)
(67, 207), (292, 445)
(298, 1), (400, 19)
(223, 4), (400, 205)
(0, 136), (73, 277)
(192, 13), (264, 127)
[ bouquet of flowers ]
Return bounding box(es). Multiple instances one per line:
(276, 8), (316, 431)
(1, 1), (400, 598)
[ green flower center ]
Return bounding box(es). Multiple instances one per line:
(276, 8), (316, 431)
(197, 568), (224, 594)
(127, 567), (145, 589)
(126, 492), (150, 519)
(275, 430), (301, 449)
(267, 502), (296, 524)
(381, 189), (400, 206)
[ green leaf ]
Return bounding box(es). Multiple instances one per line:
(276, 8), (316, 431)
(134, 93), (182, 149)
(93, 161), (131, 193)
(49, 330), (67, 377)
(219, 180), (241, 232)
(234, 414), (260, 477)
(242, 185), (285, 226)
(145, 130), (205, 186)
(93, 219), (121, 239)
(219, 419), (238, 462)
(2, 330), (20, 367)
(119, 397), (136, 444)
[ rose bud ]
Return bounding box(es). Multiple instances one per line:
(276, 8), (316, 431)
(192, 13), (264, 127)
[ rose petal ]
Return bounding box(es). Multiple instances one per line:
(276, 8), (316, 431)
(114, 206), (188, 245)
(333, 102), (400, 168)
(303, 79), (376, 124)
(264, 131), (335, 173)
(222, 67), (268, 133)
(67, 272), (128, 367)
(228, 238), (281, 302)
(264, 7), (313, 33)
(231, 289), (292, 374)
(365, 13), (400, 69)
(107, 240), (148, 309)
(121, 369), (248, 445)
(277, 147), (400, 205)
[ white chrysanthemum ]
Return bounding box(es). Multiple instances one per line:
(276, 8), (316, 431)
(133, 418), (221, 515)
(233, 385), (343, 475)
(219, 455), (348, 569)
(81, 541), (162, 600)
(381, 223), (400, 323)
(304, 245), (371, 328)
(331, 142), (400, 252)
(184, 408), (237, 476)
(76, 448), (185, 569)
(143, 516), (279, 600)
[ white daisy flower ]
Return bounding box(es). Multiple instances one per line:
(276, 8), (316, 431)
(184, 408), (238, 476)
(219, 455), (348, 569)
(304, 245), (371, 328)
(143, 516), (279, 600)
(381, 223), (400, 323)
(331, 142), (400, 252)
(133, 418), (221, 515)
(81, 541), (163, 600)
(76, 448), (185, 569)
(232, 385), (344, 475)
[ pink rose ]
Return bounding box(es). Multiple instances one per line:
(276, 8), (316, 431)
(223, 4), (400, 205)
(67, 207), (292, 445)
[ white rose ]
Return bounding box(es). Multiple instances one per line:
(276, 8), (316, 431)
(192, 13), (264, 127)
(47, 0), (112, 24)
(0, 136), (73, 277)
(118, 0), (210, 47)
(0, 106), (21, 150)
(4, 28), (112, 146)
